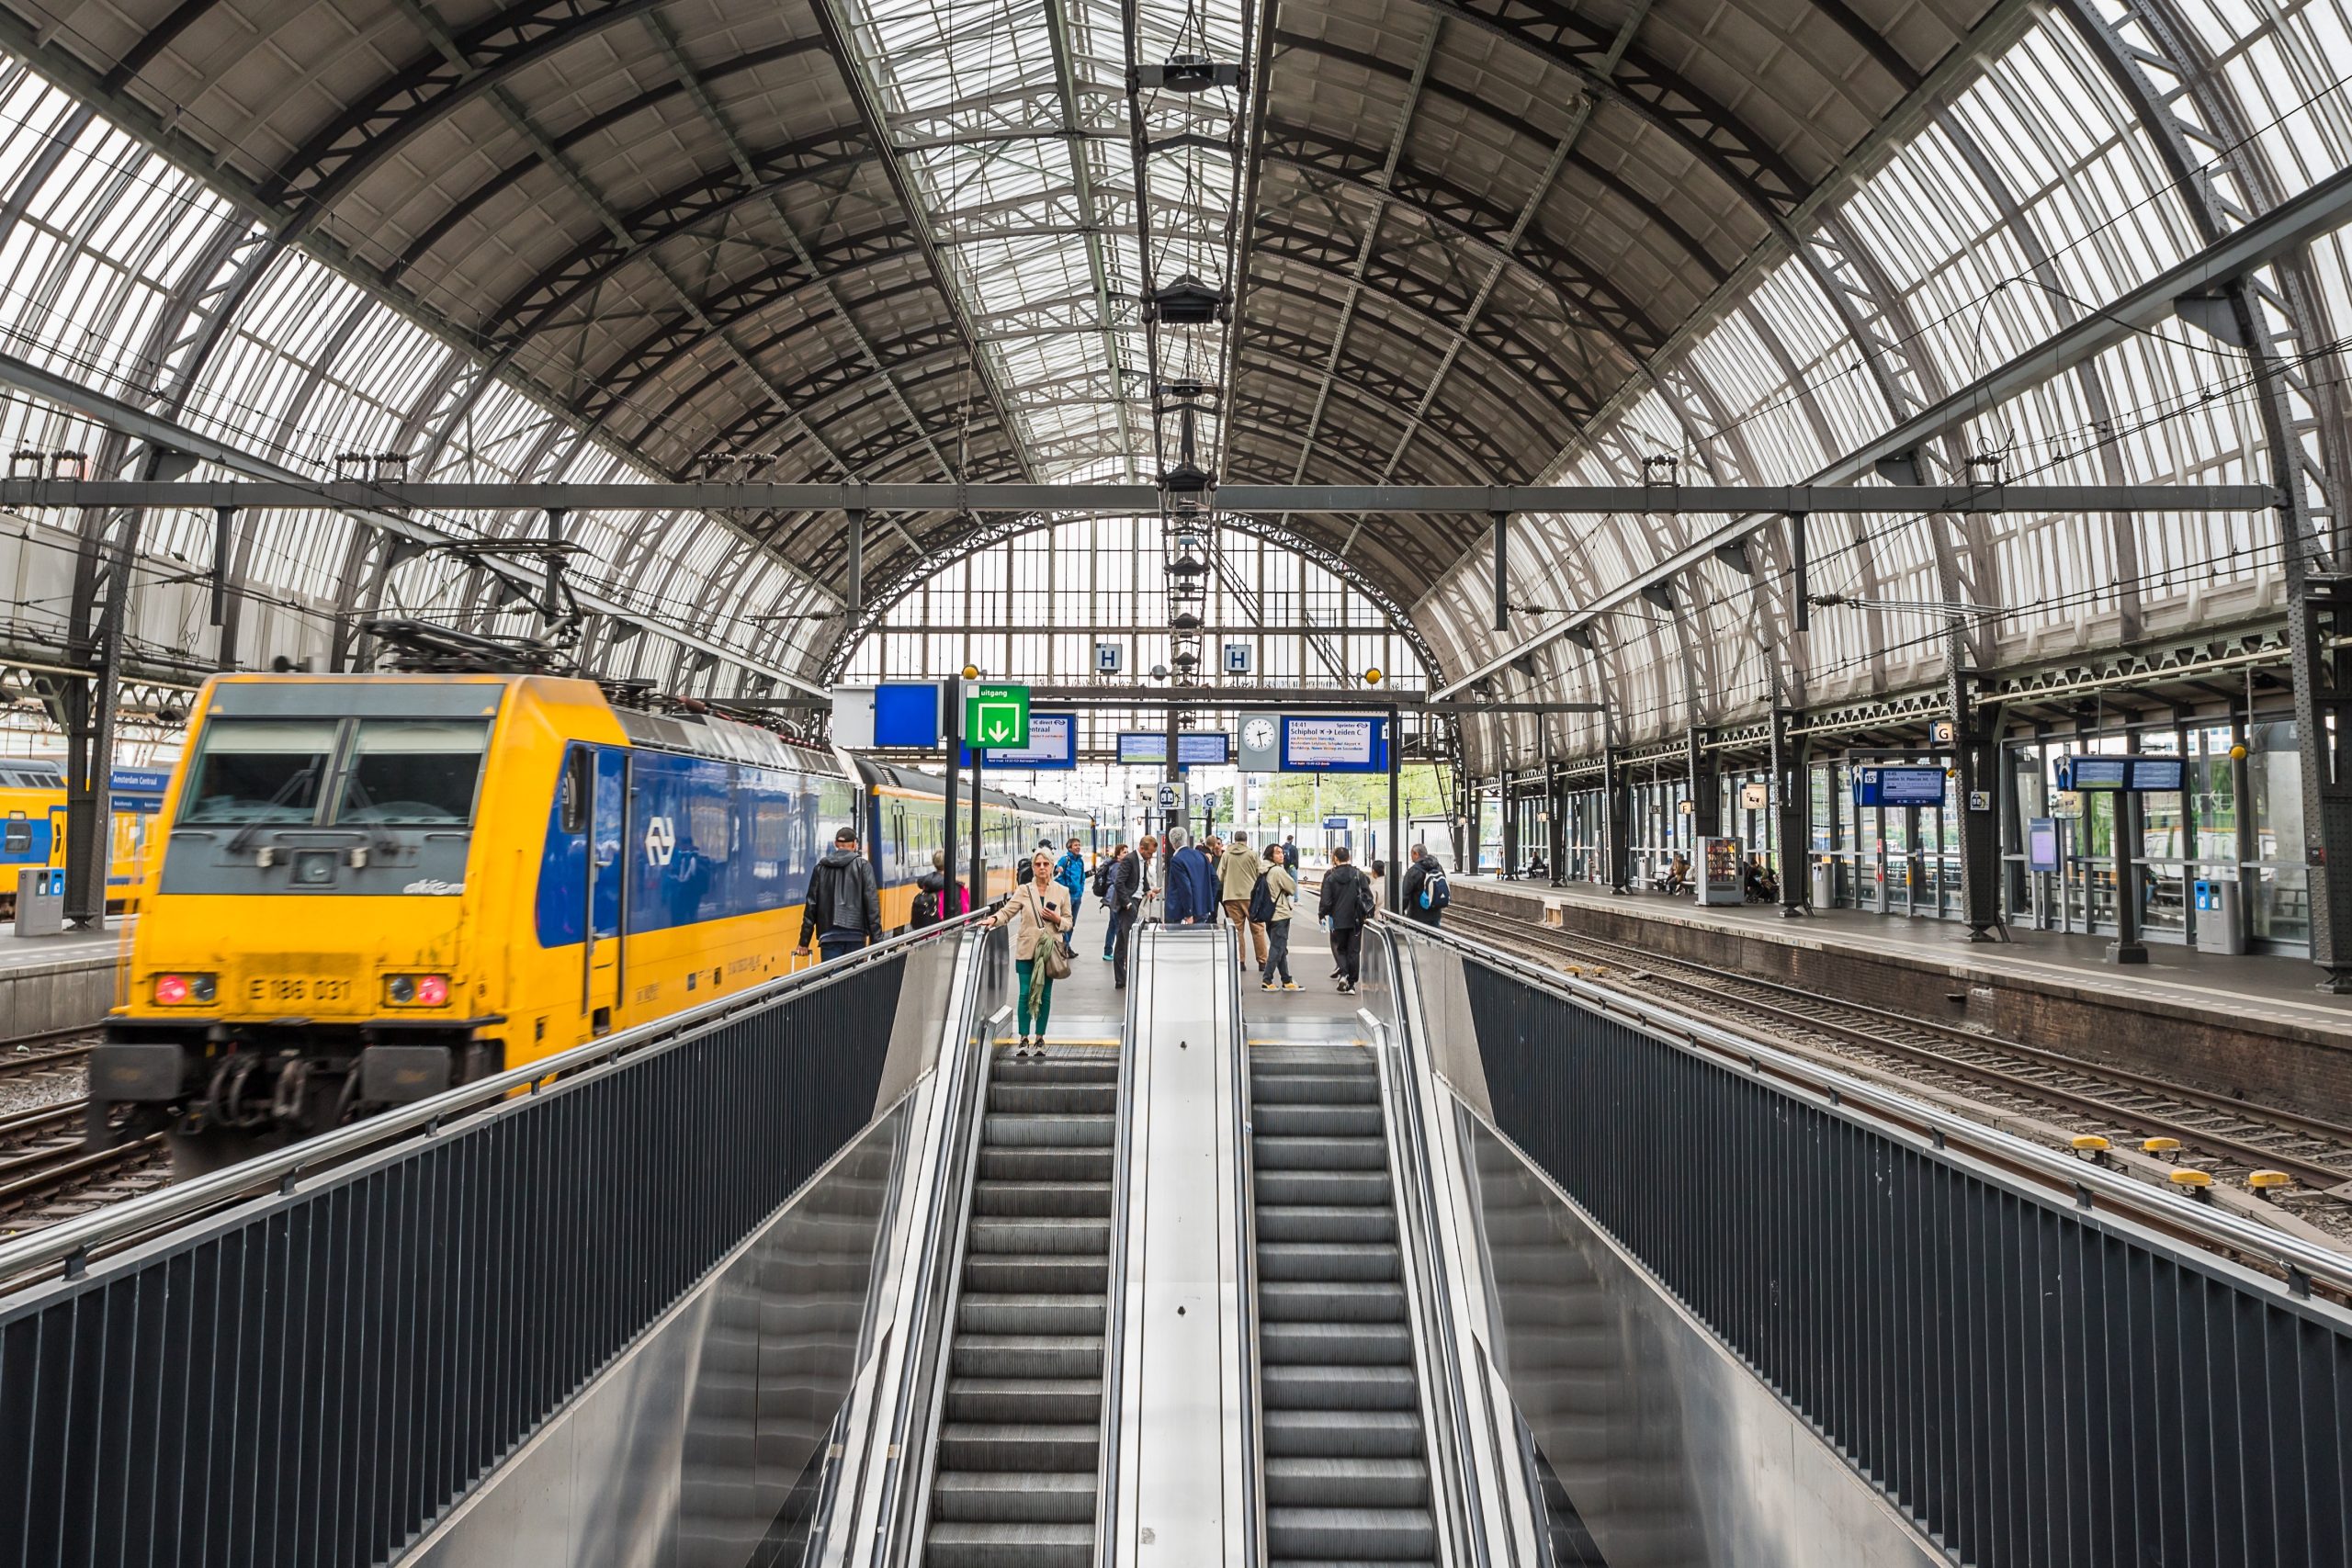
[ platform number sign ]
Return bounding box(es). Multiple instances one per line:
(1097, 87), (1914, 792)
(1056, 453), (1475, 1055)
(963, 683), (1030, 749)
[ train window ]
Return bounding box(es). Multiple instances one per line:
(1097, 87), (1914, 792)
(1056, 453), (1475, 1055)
(178, 718), (336, 825)
(338, 720), (493, 827)
(4, 811), (26, 852)
(559, 747), (590, 834)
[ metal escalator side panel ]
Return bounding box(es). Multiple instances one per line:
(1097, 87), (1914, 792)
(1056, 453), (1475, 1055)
(1106, 922), (1256, 1568)
(854, 923), (1017, 1568)
(1359, 926), (1543, 1568)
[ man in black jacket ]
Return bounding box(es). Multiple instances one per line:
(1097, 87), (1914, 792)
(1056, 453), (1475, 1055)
(1316, 844), (1375, 994)
(1107, 842), (1143, 990)
(1398, 843), (1449, 928)
(794, 827), (882, 964)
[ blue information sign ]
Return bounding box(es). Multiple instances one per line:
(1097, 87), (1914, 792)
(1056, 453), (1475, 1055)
(873, 682), (940, 748)
(2057, 755), (2183, 793)
(1114, 731), (1232, 768)
(1852, 765), (1946, 807)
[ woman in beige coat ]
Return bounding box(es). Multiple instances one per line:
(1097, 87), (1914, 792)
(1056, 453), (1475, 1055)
(989, 846), (1072, 1053)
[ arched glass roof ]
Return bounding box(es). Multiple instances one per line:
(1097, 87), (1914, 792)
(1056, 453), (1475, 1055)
(0, 0), (2340, 771)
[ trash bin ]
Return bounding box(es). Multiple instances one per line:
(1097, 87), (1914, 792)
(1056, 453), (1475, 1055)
(2193, 875), (2245, 955)
(1811, 859), (1836, 910)
(15, 866), (65, 935)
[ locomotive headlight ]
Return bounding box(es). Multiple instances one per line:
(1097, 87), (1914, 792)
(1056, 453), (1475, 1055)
(385, 974), (451, 1007)
(153, 972), (216, 1006)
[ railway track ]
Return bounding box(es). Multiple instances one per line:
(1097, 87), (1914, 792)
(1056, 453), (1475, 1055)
(0, 1032), (96, 1081)
(1443, 906), (2352, 1235)
(0, 1098), (171, 1233)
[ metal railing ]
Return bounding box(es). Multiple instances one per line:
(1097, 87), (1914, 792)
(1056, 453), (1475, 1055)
(0, 912), (989, 1568)
(1385, 919), (2352, 1568)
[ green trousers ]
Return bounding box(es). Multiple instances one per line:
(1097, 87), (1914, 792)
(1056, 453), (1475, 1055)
(1014, 956), (1056, 1037)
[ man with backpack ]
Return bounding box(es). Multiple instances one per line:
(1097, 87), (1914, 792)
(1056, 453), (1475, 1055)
(1399, 843), (1451, 928)
(1316, 843), (1376, 995)
(1055, 837), (1088, 956)
(794, 826), (882, 964)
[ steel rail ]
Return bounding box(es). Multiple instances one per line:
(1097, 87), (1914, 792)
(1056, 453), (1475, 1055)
(1446, 906), (2352, 1191)
(1384, 917), (2352, 1297)
(0, 908), (993, 1284)
(0, 1037), (96, 1079)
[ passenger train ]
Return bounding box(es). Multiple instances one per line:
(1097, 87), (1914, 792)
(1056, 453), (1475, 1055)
(88, 671), (1090, 1165)
(0, 760), (171, 915)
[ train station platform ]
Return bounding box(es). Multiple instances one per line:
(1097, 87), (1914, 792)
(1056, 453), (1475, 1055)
(1453, 874), (2352, 1122)
(4, 911), (2347, 1568)
(0, 921), (122, 1043)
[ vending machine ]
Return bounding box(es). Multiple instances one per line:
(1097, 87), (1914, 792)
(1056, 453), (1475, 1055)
(1696, 836), (1745, 906)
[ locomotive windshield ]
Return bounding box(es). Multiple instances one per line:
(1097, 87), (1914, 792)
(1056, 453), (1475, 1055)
(180, 716), (492, 829)
(337, 720), (492, 826)
(178, 718), (335, 824)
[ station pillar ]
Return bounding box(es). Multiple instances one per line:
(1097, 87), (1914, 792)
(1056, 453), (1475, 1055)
(1602, 747), (1632, 894)
(1770, 706), (1808, 917)
(1950, 661), (2004, 943)
(1686, 727), (1718, 838)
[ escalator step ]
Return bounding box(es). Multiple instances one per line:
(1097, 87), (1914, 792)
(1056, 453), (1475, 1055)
(1258, 1320), (1413, 1365)
(1265, 1506), (1438, 1560)
(1250, 1072), (1378, 1105)
(1253, 1134), (1392, 1171)
(970, 1179), (1114, 1218)
(1250, 1102), (1386, 1137)
(984, 1114), (1115, 1148)
(1255, 1203), (1397, 1244)
(1261, 1363), (1419, 1411)
(966, 1216), (1112, 1255)
(1253, 1169), (1392, 1207)
(1258, 1280), (1406, 1323)
(956, 1292), (1106, 1335)
(944, 1376), (1103, 1424)
(1262, 1409), (1425, 1457)
(950, 1334), (1104, 1379)
(935, 1421), (1101, 1472)
(1263, 1456), (1430, 1506)
(1256, 1242), (1400, 1281)
(993, 1056), (1118, 1082)
(988, 1082), (1115, 1114)
(978, 1146), (1112, 1182)
(928, 1470), (1098, 1523)
(963, 1254), (1108, 1294)
(922, 1519), (1092, 1568)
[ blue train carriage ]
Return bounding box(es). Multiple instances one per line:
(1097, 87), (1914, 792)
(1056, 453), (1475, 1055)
(854, 761), (1092, 913)
(0, 758), (169, 915)
(92, 672), (865, 1165)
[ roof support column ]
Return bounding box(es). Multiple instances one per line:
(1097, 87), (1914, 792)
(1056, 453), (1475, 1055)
(1686, 728), (1718, 838)
(1602, 746), (1631, 895)
(1771, 705), (1808, 918)
(1489, 511), (1510, 632)
(1948, 631), (2002, 942)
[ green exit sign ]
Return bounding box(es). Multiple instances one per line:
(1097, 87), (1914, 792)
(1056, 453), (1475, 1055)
(964, 683), (1030, 749)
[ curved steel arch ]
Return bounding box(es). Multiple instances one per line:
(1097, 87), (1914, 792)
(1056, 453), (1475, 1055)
(1266, 29), (1733, 289)
(1260, 122), (1668, 361)
(386, 36), (838, 282)
(1246, 231), (1602, 429)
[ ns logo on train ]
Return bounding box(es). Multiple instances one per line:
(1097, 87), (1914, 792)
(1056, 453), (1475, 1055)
(643, 814), (676, 867)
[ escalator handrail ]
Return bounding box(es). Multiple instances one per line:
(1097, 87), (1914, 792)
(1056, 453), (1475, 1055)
(876, 918), (1013, 1564)
(1227, 938), (1265, 1568)
(1092, 921), (1146, 1565)
(1359, 932), (1495, 1568)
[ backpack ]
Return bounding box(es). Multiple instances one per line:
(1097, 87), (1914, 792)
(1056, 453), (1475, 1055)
(1352, 873), (1376, 921)
(1091, 859), (1114, 898)
(1420, 867), (1450, 912)
(911, 886), (940, 927)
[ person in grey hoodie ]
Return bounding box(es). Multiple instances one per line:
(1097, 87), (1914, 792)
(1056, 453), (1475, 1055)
(794, 826), (881, 964)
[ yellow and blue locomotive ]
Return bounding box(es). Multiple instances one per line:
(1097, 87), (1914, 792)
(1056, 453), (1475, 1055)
(88, 671), (1089, 1165)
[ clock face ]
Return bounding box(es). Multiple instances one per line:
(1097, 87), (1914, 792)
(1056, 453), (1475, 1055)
(1243, 718), (1276, 750)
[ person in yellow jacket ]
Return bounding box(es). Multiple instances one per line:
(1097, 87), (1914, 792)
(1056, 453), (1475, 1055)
(1217, 831), (1267, 969)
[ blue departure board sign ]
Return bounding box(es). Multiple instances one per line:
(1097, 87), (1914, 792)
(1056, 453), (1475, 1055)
(959, 713), (1077, 769)
(2058, 755), (2182, 793)
(1280, 716), (1386, 773)
(1115, 731), (1231, 768)
(1852, 765), (1946, 807)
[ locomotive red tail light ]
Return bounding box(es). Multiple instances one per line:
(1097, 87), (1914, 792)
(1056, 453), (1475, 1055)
(385, 973), (451, 1007)
(153, 972), (214, 1005)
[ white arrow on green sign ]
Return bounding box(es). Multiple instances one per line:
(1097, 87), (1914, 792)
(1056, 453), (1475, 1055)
(963, 683), (1030, 749)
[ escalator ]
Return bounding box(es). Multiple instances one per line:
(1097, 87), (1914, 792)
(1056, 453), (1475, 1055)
(920, 1053), (1117, 1567)
(1249, 1043), (1438, 1565)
